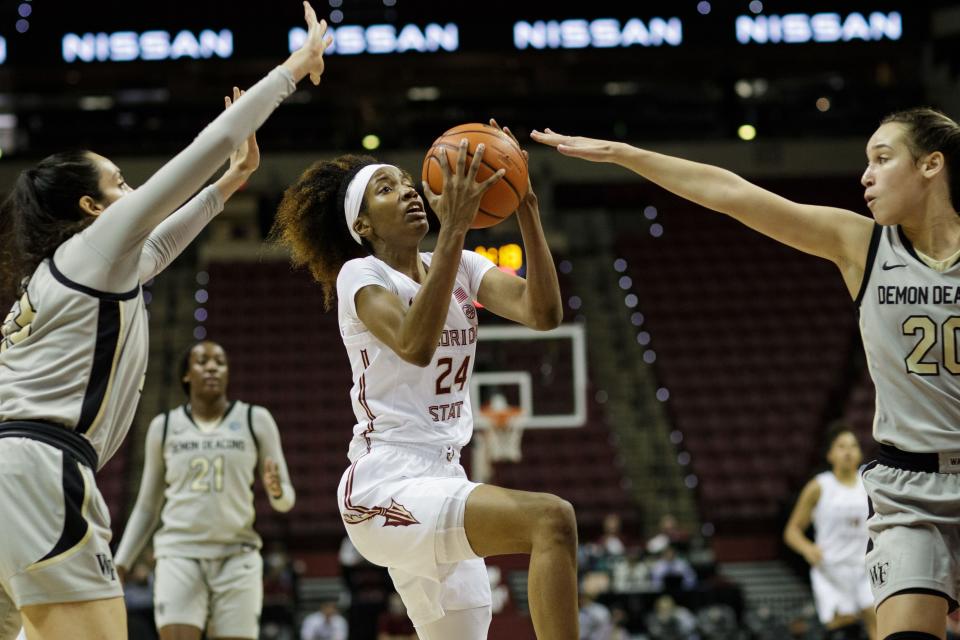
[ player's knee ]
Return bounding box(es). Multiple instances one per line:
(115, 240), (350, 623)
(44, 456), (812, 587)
(532, 494), (577, 549)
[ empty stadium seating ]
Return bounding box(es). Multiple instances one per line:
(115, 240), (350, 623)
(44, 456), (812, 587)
(614, 182), (865, 527)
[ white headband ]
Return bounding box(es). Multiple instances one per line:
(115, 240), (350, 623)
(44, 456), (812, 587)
(344, 163), (390, 245)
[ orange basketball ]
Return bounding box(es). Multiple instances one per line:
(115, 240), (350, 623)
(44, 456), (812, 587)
(422, 123), (529, 228)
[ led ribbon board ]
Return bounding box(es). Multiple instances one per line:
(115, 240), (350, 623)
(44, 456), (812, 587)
(513, 17), (683, 49)
(62, 29), (233, 62)
(288, 23), (458, 55)
(736, 11), (902, 44)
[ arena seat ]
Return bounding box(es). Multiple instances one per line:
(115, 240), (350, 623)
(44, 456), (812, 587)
(614, 183), (863, 530)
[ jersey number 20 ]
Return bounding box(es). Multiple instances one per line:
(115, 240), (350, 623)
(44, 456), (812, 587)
(903, 316), (960, 375)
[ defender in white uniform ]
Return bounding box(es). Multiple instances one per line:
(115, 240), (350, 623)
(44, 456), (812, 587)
(115, 341), (294, 640)
(273, 123), (577, 639)
(785, 427), (875, 640)
(533, 108), (960, 639)
(0, 12), (330, 639)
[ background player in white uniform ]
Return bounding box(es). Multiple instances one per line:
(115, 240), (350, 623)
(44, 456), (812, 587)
(271, 121), (577, 639)
(0, 8), (330, 639)
(533, 109), (960, 639)
(785, 425), (876, 640)
(115, 340), (295, 640)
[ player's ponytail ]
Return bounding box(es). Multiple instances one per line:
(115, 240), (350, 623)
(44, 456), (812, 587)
(0, 150), (102, 305)
(882, 108), (960, 213)
(0, 175), (25, 305)
(270, 154), (377, 310)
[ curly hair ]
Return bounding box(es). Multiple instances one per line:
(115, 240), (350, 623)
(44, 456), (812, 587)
(0, 150), (102, 305)
(882, 107), (960, 212)
(270, 154), (378, 310)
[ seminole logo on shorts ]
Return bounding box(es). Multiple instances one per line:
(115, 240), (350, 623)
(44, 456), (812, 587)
(343, 498), (420, 527)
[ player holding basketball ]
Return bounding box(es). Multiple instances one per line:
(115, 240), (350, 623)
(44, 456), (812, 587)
(114, 340), (295, 640)
(533, 109), (960, 639)
(785, 425), (876, 640)
(0, 6), (331, 639)
(271, 120), (575, 639)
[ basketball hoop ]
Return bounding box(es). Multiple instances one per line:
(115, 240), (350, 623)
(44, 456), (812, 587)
(471, 393), (527, 483)
(481, 404), (523, 432)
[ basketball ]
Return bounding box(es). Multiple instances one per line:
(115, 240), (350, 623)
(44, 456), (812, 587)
(421, 123), (529, 228)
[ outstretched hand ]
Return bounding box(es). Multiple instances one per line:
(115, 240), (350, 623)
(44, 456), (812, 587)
(530, 128), (624, 163)
(224, 87), (260, 177)
(422, 139), (505, 235)
(284, 1), (334, 85)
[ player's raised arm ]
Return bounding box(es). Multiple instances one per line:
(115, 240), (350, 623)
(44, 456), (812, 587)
(138, 88), (261, 282)
(56, 2), (333, 294)
(531, 129), (875, 297)
(473, 120), (562, 331)
(353, 143), (504, 367)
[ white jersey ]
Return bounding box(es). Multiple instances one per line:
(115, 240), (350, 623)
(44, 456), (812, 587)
(811, 471), (869, 567)
(857, 224), (960, 452)
(336, 251), (495, 460)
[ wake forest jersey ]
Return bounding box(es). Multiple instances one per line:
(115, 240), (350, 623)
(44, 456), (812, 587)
(0, 258), (148, 468)
(0, 67), (296, 470)
(857, 224), (960, 452)
(336, 251), (496, 461)
(811, 471), (869, 567)
(154, 401), (263, 558)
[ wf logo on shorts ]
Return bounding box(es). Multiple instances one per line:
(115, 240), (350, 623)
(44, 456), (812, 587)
(869, 561), (889, 588)
(95, 553), (117, 581)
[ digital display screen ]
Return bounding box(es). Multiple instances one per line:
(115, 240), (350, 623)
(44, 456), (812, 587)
(0, 5), (912, 66)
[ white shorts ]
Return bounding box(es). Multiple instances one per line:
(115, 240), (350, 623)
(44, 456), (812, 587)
(154, 550), (262, 638)
(810, 563), (873, 624)
(862, 461), (960, 610)
(0, 438), (120, 608)
(337, 443), (491, 627)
